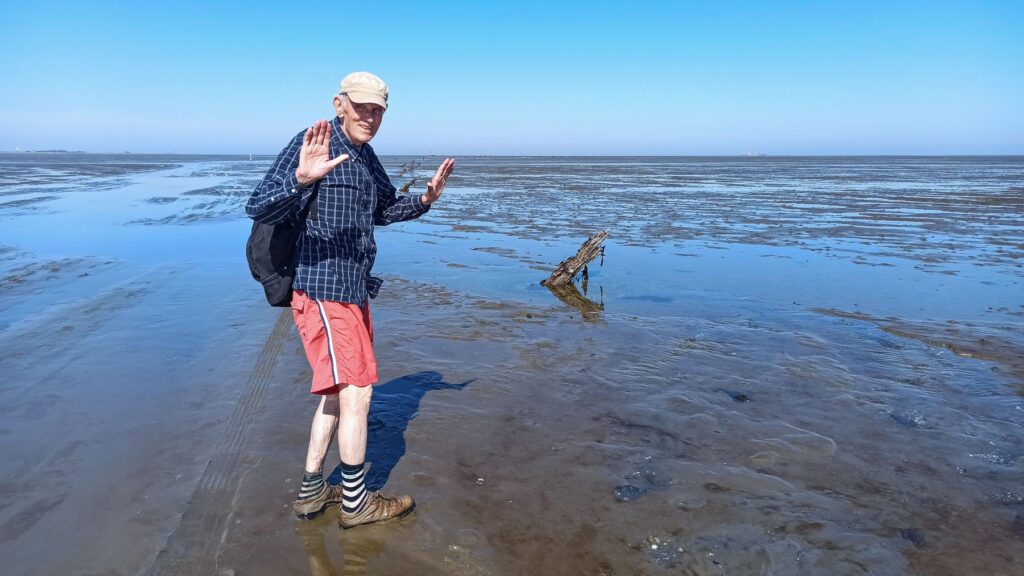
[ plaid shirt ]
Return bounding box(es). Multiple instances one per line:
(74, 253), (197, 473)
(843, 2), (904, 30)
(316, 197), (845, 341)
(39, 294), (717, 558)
(245, 116), (430, 304)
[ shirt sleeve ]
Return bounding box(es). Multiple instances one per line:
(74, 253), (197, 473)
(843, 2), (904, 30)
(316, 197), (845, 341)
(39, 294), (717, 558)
(368, 149), (430, 226)
(245, 131), (317, 224)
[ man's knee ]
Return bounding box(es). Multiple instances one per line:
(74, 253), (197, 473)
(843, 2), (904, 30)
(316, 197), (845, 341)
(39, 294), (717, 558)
(339, 384), (372, 415)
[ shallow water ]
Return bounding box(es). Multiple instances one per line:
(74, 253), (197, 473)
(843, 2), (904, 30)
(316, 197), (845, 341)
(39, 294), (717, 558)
(0, 153), (1021, 575)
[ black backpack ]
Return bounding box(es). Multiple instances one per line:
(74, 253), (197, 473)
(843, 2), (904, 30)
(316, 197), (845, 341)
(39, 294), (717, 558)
(245, 189), (318, 307)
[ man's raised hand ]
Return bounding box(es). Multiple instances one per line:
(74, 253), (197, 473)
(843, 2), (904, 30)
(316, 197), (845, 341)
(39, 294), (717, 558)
(421, 158), (455, 205)
(295, 120), (349, 187)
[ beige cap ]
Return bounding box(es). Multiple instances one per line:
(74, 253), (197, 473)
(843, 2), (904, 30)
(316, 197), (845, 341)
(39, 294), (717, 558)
(339, 71), (389, 109)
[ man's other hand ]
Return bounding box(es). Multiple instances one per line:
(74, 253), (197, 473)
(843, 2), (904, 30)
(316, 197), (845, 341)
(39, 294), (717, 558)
(421, 158), (455, 205)
(296, 120), (349, 187)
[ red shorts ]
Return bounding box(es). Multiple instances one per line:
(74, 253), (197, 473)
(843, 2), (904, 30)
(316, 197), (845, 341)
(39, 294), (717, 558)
(291, 290), (378, 395)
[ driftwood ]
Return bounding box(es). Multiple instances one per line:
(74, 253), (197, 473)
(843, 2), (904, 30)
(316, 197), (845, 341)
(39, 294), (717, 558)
(541, 231), (608, 286)
(399, 177), (418, 194)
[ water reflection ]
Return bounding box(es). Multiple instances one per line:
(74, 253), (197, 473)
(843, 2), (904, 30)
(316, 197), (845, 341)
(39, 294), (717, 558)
(544, 281), (604, 319)
(294, 517), (385, 575)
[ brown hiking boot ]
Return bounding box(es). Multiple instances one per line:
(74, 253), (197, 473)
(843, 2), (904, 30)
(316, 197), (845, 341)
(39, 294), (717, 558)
(338, 492), (415, 529)
(293, 483), (345, 520)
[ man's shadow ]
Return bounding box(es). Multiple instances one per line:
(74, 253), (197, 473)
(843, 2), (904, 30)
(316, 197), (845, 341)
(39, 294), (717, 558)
(327, 371), (472, 490)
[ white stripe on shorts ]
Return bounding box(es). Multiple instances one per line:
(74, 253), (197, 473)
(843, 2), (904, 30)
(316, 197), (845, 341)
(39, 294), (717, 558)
(315, 300), (340, 386)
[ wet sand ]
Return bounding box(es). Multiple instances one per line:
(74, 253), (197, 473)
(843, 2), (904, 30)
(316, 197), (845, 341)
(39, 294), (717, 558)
(149, 281), (1023, 575)
(0, 153), (1022, 575)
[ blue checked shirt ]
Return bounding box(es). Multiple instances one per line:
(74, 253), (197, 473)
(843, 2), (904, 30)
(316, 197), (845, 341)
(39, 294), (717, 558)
(245, 116), (430, 305)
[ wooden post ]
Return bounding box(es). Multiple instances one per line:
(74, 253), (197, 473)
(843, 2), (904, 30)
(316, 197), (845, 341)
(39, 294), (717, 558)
(541, 231), (608, 286)
(399, 178), (417, 194)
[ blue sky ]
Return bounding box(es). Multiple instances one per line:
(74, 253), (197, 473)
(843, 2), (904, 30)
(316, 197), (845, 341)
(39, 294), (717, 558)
(1, 1), (1021, 155)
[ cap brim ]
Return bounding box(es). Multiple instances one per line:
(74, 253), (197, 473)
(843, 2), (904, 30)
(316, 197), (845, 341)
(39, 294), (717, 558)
(346, 91), (388, 109)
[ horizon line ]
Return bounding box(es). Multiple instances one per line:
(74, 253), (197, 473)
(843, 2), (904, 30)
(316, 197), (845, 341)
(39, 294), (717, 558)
(3, 150), (1023, 158)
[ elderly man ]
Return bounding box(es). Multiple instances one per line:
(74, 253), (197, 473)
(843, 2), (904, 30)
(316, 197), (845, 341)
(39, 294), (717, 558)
(246, 72), (454, 529)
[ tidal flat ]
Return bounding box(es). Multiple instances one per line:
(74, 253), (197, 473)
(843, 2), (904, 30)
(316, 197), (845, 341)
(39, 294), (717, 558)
(0, 153), (1021, 575)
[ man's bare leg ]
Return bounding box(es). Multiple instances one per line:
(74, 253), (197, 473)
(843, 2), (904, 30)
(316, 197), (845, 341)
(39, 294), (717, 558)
(338, 384), (372, 464)
(305, 394), (340, 473)
(338, 383), (372, 513)
(293, 394), (342, 519)
(336, 383), (415, 527)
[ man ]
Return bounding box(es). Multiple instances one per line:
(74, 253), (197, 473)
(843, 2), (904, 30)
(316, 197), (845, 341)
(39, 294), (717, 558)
(245, 71), (455, 529)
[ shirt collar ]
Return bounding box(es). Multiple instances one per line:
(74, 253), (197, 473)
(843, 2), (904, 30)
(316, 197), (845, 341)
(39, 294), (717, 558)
(331, 115), (363, 161)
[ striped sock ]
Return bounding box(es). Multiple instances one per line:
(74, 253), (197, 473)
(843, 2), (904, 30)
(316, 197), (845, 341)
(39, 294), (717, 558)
(341, 461), (368, 513)
(298, 471), (325, 501)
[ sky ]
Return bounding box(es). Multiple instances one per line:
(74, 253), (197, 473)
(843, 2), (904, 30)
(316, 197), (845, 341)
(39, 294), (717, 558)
(1, 0), (1022, 155)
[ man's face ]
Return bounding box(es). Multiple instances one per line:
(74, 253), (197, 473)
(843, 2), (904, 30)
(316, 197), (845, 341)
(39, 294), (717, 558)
(334, 96), (385, 147)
